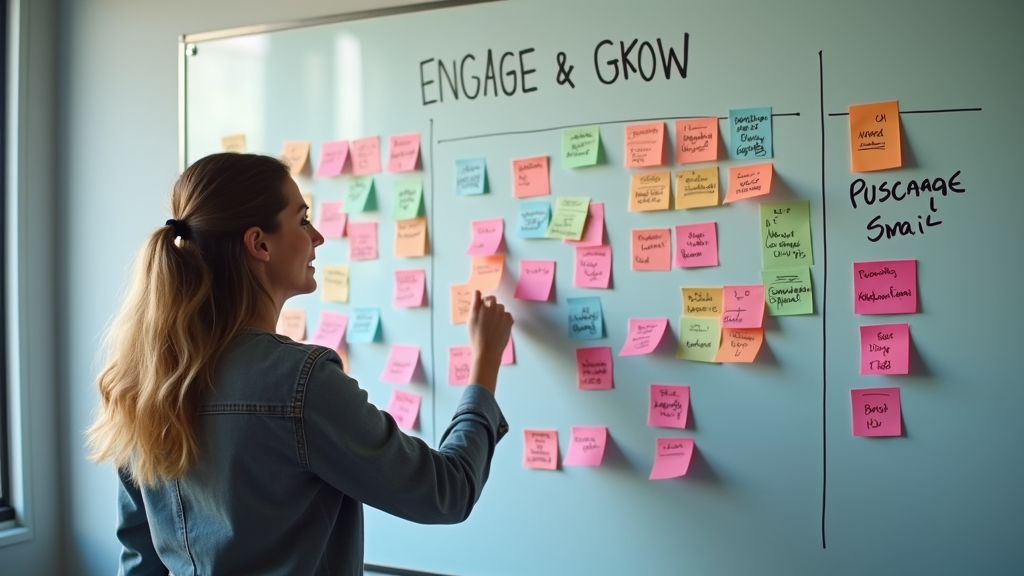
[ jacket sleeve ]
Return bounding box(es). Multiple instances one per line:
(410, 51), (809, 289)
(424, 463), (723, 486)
(115, 468), (169, 576)
(300, 348), (508, 525)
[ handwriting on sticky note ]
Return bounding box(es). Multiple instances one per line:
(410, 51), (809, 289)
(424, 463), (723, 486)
(715, 328), (763, 363)
(468, 255), (504, 293)
(276, 309), (306, 342)
(851, 387), (901, 437)
(466, 218), (504, 256)
(450, 284), (473, 324)
(860, 324), (910, 375)
(455, 158), (487, 195)
(391, 178), (423, 220)
(761, 267), (814, 316)
(676, 118), (718, 164)
(722, 285), (765, 328)
(575, 346), (613, 390)
(564, 202), (604, 247)
(387, 133), (420, 172)
(386, 389), (420, 430)
(725, 163), (773, 203)
(523, 430), (558, 470)
(625, 122), (664, 167)
(629, 172), (671, 212)
(221, 134), (246, 153)
(650, 437), (694, 480)
(347, 222), (378, 261)
(631, 228), (671, 271)
(316, 201), (346, 239)
(309, 311), (348, 350)
(281, 141), (311, 176)
(567, 296), (603, 341)
(315, 141), (348, 177)
(675, 167), (719, 209)
(619, 318), (668, 356)
(562, 126), (601, 168)
(395, 217), (428, 258)
(676, 317), (720, 362)
(563, 426), (608, 466)
(674, 223), (718, 268)
(648, 384), (689, 429)
(546, 197), (590, 240)
(345, 177), (375, 213)
(729, 107), (772, 159)
(393, 269), (426, 308)
(380, 345), (420, 384)
(516, 200), (551, 239)
(512, 156), (549, 198)
(573, 245), (611, 289)
(514, 260), (555, 301)
(853, 260), (917, 315)
(322, 264), (350, 303)
(346, 308), (380, 343)
(448, 346), (472, 385)
(681, 287), (723, 318)
(849, 101), (901, 172)
(351, 136), (381, 176)
(760, 200), (813, 269)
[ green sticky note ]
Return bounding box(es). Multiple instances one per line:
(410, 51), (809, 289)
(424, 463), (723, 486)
(545, 197), (590, 240)
(562, 126), (601, 168)
(391, 178), (423, 220)
(344, 176), (376, 213)
(676, 316), (721, 362)
(761, 266), (814, 316)
(760, 200), (812, 269)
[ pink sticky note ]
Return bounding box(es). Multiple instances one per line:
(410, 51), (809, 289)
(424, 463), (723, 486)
(316, 201), (347, 239)
(315, 140), (349, 177)
(674, 222), (718, 268)
(619, 318), (669, 356)
(564, 203), (605, 247)
(448, 345), (472, 385)
(860, 324), (910, 375)
(466, 218), (504, 256)
(575, 347), (613, 390)
(722, 285), (766, 328)
(851, 387), (902, 437)
(574, 245), (612, 289)
(351, 136), (381, 176)
(523, 429), (558, 470)
(624, 122), (665, 168)
(676, 118), (719, 164)
(277, 309), (306, 342)
(512, 156), (549, 198)
(348, 221), (378, 260)
(379, 345), (420, 384)
(631, 229), (672, 271)
(724, 163), (773, 203)
(563, 426), (608, 466)
(501, 334), (515, 365)
(393, 269), (426, 308)
(386, 389), (420, 430)
(515, 260), (555, 301)
(650, 437), (694, 480)
(308, 311), (348, 350)
(387, 133), (420, 172)
(853, 260), (917, 314)
(648, 384), (690, 428)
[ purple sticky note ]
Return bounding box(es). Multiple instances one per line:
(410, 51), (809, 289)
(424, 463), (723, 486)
(851, 387), (901, 437)
(860, 324), (910, 375)
(853, 260), (917, 314)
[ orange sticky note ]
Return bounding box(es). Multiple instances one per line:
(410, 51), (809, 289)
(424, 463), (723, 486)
(523, 430), (558, 470)
(714, 328), (764, 362)
(675, 167), (719, 209)
(681, 287), (724, 318)
(220, 134), (246, 153)
(468, 255), (504, 293)
(675, 118), (718, 164)
(631, 229), (672, 271)
(387, 133), (420, 172)
(849, 101), (901, 172)
(281, 141), (311, 176)
(512, 156), (550, 198)
(276, 309), (306, 341)
(351, 136), (381, 176)
(624, 122), (664, 168)
(724, 163), (772, 203)
(450, 283), (473, 324)
(629, 172), (671, 211)
(394, 217), (428, 258)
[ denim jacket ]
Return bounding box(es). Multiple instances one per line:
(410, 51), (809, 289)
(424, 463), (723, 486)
(115, 328), (508, 576)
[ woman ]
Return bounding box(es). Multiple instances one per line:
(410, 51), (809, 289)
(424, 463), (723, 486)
(87, 153), (513, 575)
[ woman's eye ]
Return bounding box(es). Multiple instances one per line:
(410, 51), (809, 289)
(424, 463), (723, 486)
(301, 218), (311, 226)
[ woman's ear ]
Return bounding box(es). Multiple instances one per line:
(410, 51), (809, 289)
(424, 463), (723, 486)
(242, 226), (271, 263)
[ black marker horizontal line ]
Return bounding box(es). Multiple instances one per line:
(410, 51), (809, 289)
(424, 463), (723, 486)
(862, 393), (891, 397)
(827, 107), (982, 117)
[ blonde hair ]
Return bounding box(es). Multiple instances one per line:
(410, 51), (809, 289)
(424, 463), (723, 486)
(87, 153), (290, 486)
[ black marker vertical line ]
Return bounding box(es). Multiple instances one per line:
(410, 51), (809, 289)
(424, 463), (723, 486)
(429, 118), (437, 448)
(818, 50), (828, 550)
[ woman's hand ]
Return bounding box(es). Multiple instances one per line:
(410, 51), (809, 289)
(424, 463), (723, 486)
(466, 290), (514, 394)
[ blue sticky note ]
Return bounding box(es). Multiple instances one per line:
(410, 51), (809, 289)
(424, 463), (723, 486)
(729, 107), (773, 159)
(516, 199), (551, 239)
(567, 297), (603, 340)
(455, 158), (487, 195)
(346, 308), (381, 343)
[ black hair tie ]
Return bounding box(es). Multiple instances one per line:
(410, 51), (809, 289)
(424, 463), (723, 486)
(165, 218), (192, 240)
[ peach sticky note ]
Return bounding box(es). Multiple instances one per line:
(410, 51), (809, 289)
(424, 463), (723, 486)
(714, 328), (764, 362)
(564, 202), (604, 247)
(573, 245), (612, 289)
(220, 134), (246, 153)
(853, 260), (917, 315)
(466, 218), (504, 256)
(512, 156), (550, 198)
(624, 122), (664, 168)
(322, 264), (350, 303)
(674, 222), (718, 268)
(316, 201), (347, 239)
(650, 437), (694, 480)
(682, 287), (723, 318)
(675, 167), (720, 209)
(851, 387), (901, 437)
(309, 311), (348, 350)
(849, 101), (901, 172)
(631, 229), (672, 271)
(315, 141), (349, 177)
(347, 221), (378, 261)
(563, 426), (608, 466)
(386, 389), (420, 430)
(351, 136), (381, 176)
(450, 283), (473, 324)
(281, 141), (311, 176)
(648, 384), (689, 429)
(575, 346), (613, 390)
(469, 255), (504, 293)
(724, 163), (773, 203)
(395, 217), (428, 258)
(393, 269), (426, 308)
(722, 285), (765, 328)
(501, 335), (515, 365)
(448, 346), (472, 385)
(380, 345), (420, 384)
(515, 260), (555, 301)
(675, 118), (718, 164)
(387, 133), (420, 172)
(860, 323), (910, 375)
(619, 318), (668, 356)
(523, 430), (558, 470)
(276, 309), (306, 342)
(629, 172), (672, 212)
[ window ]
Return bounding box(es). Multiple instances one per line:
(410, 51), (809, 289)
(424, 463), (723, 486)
(0, 0), (11, 523)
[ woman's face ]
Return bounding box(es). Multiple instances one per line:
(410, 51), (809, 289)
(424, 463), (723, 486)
(263, 178), (324, 302)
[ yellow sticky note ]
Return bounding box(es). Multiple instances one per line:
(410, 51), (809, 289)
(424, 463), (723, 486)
(468, 255), (504, 292)
(281, 141), (311, 176)
(681, 287), (723, 318)
(450, 283), (473, 324)
(849, 101), (901, 172)
(395, 217), (428, 258)
(629, 172), (671, 211)
(220, 134), (246, 153)
(322, 264), (350, 302)
(675, 168), (719, 209)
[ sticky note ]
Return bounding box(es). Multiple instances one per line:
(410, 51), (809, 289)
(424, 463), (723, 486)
(516, 200), (551, 239)
(281, 141), (311, 176)
(564, 202), (604, 247)
(675, 118), (718, 164)
(563, 426), (608, 466)
(347, 221), (378, 261)
(676, 317), (721, 362)
(515, 260), (555, 301)
(715, 328), (764, 362)
(309, 311), (348, 350)
(849, 101), (901, 172)
(380, 344), (420, 384)
(393, 269), (426, 308)
(629, 172), (672, 211)
(853, 260), (917, 315)
(450, 284), (473, 324)
(674, 223), (718, 268)
(681, 288), (723, 318)
(386, 389), (420, 430)
(502, 335), (515, 365)
(675, 168), (719, 209)
(466, 218), (504, 256)
(344, 177), (376, 213)
(648, 385), (689, 429)
(619, 318), (669, 356)
(567, 296), (603, 340)
(761, 267), (814, 316)
(650, 437), (694, 480)
(276, 309), (305, 342)
(724, 163), (773, 203)
(562, 126), (601, 168)
(573, 245), (612, 289)
(851, 387), (901, 437)
(316, 201), (347, 239)
(575, 346), (613, 390)
(220, 134), (246, 153)
(315, 140), (348, 177)
(523, 430), (558, 470)
(631, 228), (672, 271)
(395, 217), (428, 258)
(512, 156), (549, 197)
(760, 201), (813, 269)
(387, 133), (420, 172)
(624, 122), (664, 167)
(322, 264), (350, 303)
(722, 285), (766, 328)
(468, 255), (504, 293)
(351, 136), (381, 176)
(729, 107), (772, 159)
(346, 308), (381, 343)
(448, 345), (472, 385)
(391, 178), (423, 220)
(546, 197), (591, 240)
(455, 158), (487, 195)
(860, 323), (910, 375)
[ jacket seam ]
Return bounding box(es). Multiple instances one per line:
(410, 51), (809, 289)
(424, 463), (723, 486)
(294, 346), (332, 471)
(173, 479), (198, 576)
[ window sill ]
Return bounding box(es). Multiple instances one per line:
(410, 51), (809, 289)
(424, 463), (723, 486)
(0, 523), (30, 549)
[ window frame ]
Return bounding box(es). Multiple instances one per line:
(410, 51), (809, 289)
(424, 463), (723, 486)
(0, 0), (12, 523)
